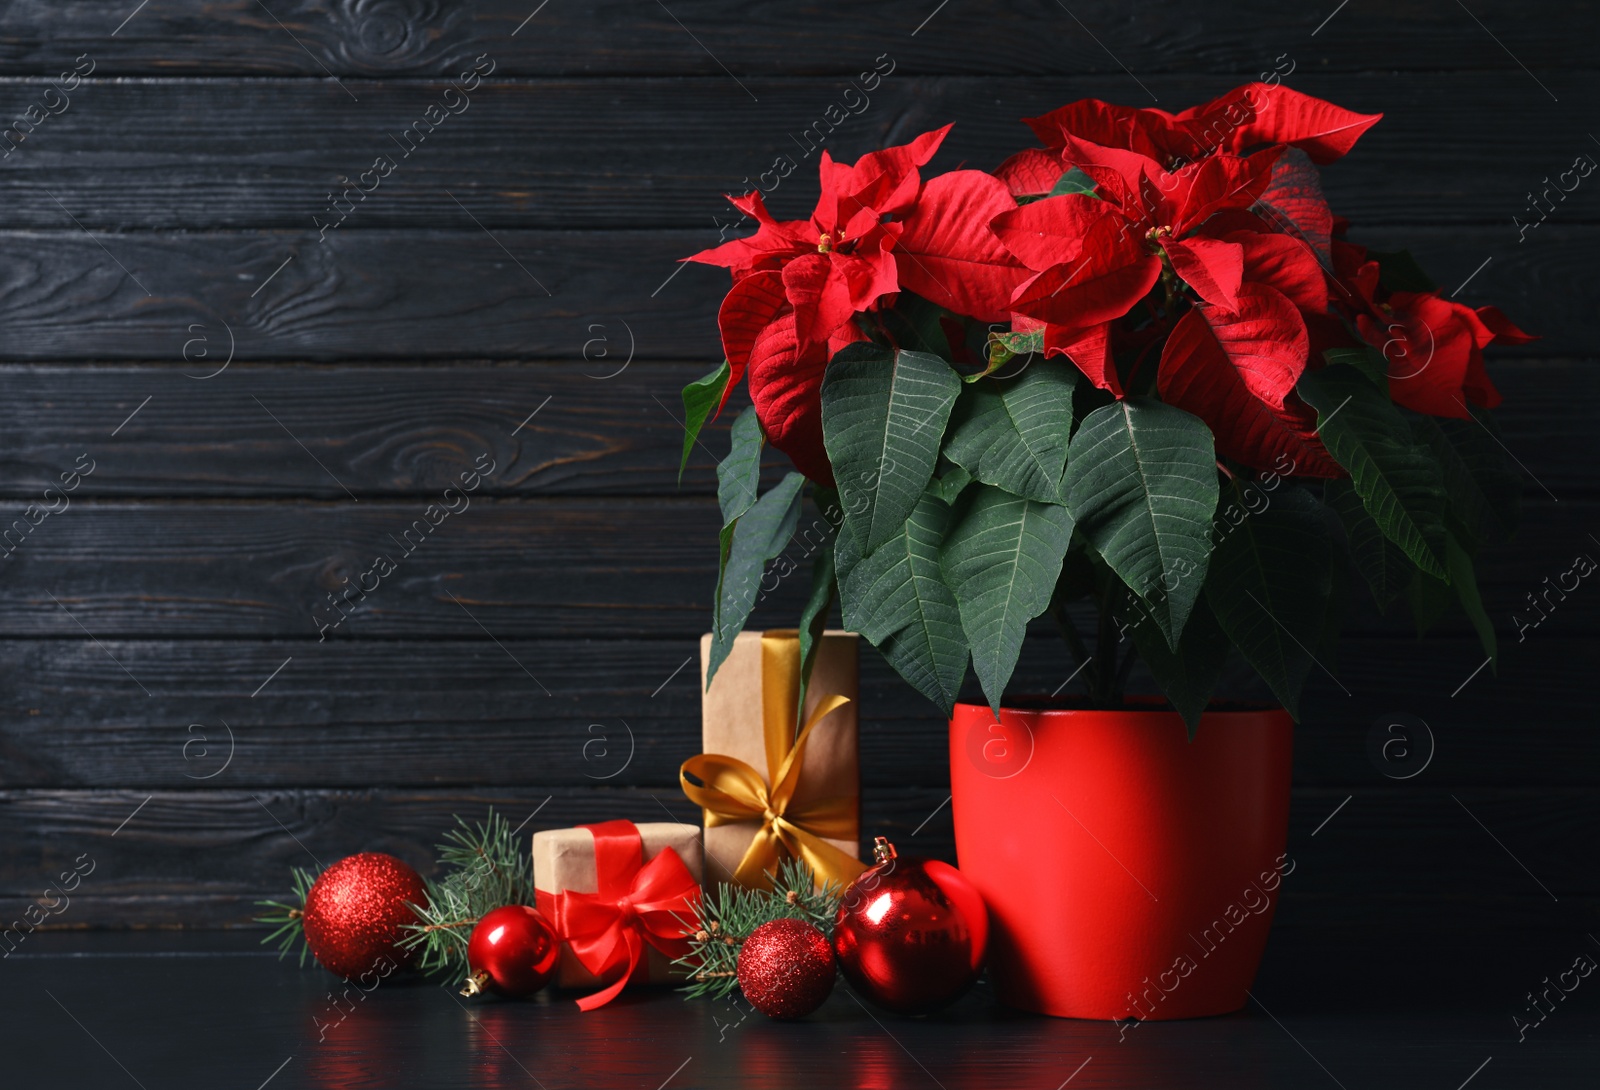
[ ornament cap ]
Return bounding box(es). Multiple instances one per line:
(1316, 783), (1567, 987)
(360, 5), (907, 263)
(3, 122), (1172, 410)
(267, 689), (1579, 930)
(460, 970), (490, 998)
(872, 836), (897, 865)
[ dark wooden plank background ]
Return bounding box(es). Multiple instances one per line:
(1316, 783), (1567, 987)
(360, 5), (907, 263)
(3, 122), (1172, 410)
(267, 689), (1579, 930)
(0, 3), (1594, 978)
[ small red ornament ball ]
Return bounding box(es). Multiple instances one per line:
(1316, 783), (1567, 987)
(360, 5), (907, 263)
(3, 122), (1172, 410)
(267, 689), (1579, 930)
(736, 918), (836, 1020)
(833, 838), (988, 1014)
(461, 905), (560, 998)
(302, 852), (429, 980)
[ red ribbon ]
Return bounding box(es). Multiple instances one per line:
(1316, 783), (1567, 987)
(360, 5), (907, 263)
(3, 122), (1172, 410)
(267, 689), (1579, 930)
(535, 820), (700, 1011)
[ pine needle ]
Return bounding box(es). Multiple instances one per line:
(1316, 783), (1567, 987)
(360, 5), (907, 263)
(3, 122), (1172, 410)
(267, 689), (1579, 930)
(399, 809), (536, 980)
(254, 864), (319, 967)
(673, 859), (843, 1000)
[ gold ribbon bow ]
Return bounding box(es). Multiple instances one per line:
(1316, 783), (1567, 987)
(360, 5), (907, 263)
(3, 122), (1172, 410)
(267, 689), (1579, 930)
(680, 631), (866, 889)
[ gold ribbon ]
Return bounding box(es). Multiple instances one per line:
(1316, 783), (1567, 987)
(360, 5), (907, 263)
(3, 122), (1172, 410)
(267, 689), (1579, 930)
(680, 631), (865, 889)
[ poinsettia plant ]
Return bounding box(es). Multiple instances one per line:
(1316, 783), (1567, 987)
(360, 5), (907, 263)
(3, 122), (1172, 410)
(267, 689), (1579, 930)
(680, 83), (1532, 731)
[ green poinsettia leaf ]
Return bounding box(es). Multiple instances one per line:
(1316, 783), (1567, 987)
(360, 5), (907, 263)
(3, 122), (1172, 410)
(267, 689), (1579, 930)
(1064, 398), (1220, 650)
(1320, 346), (1389, 391)
(711, 518), (736, 643)
(717, 407), (764, 526)
(707, 472), (805, 689)
(822, 344), (962, 553)
(1299, 364), (1449, 580)
(933, 464), (973, 505)
(1324, 477), (1411, 612)
(876, 291), (956, 358)
(991, 328), (1045, 359)
(680, 360), (732, 483)
(811, 485), (846, 530)
(1049, 167), (1099, 198)
(1127, 594), (1230, 739)
(1410, 413), (1521, 550)
(1203, 485), (1333, 720)
(944, 366), (1078, 504)
(1446, 531), (1497, 667)
(940, 485), (1076, 714)
(838, 487), (969, 715)
(796, 535), (838, 720)
(1408, 563), (1456, 636)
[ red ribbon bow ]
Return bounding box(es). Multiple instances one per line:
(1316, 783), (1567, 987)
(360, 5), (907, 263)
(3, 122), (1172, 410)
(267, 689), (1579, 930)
(535, 820), (700, 1011)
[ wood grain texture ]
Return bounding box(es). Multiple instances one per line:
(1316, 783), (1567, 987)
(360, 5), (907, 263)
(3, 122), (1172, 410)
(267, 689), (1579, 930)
(0, 357), (1587, 498)
(0, 228), (699, 362)
(0, 496), (1589, 637)
(6, 628), (1587, 811)
(0, 497), (718, 638)
(0, 785), (1591, 928)
(0, 226), (1586, 362)
(0, 3), (1592, 945)
(0, 1), (1592, 76)
(0, 74), (1594, 229)
(0, 361), (761, 498)
(1, 636), (1594, 790)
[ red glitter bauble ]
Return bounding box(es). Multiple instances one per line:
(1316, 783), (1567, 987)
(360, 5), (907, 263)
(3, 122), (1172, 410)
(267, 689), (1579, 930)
(461, 905), (560, 998)
(736, 918), (836, 1020)
(833, 838), (988, 1014)
(302, 852), (429, 980)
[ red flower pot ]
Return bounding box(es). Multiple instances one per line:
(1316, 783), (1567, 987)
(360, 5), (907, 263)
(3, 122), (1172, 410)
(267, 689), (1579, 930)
(948, 701), (1293, 1020)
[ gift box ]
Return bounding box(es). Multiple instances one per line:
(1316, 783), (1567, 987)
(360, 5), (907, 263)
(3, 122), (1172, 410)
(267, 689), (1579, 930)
(684, 629), (863, 889)
(532, 820), (702, 1008)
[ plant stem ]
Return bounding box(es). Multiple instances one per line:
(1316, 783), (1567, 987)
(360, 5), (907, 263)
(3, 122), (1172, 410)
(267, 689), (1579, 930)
(1050, 594), (1093, 696)
(1160, 268), (1180, 314)
(1095, 580), (1120, 706)
(1124, 333), (1167, 396)
(1113, 639), (1140, 704)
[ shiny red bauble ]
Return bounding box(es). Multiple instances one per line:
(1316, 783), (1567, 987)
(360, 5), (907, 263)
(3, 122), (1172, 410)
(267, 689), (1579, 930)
(461, 905), (561, 998)
(302, 852), (430, 979)
(833, 837), (988, 1014)
(737, 918), (836, 1019)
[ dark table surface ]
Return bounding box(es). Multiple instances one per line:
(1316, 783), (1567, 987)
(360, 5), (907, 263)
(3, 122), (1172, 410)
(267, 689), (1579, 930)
(5, 931), (1595, 1089)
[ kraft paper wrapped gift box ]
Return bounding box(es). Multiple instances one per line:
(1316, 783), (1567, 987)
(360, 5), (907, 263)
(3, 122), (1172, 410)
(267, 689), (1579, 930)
(532, 821), (703, 990)
(696, 629), (861, 887)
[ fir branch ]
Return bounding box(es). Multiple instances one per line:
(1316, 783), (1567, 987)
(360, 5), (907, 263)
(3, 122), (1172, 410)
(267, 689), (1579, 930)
(674, 859), (844, 1000)
(254, 864), (319, 967)
(400, 808), (537, 981)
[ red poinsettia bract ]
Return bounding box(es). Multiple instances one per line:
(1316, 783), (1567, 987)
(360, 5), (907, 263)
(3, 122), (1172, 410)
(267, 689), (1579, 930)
(685, 126), (1026, 483)
(1011, 81), (1383, 184)
(985, 132), (1345, 475)
(684, 83), (1529, 486)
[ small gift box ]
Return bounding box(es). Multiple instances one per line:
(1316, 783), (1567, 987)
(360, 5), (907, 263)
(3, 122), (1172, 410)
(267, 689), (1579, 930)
(532, 820), (702, 1010)
(681, 629), (864, 890)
